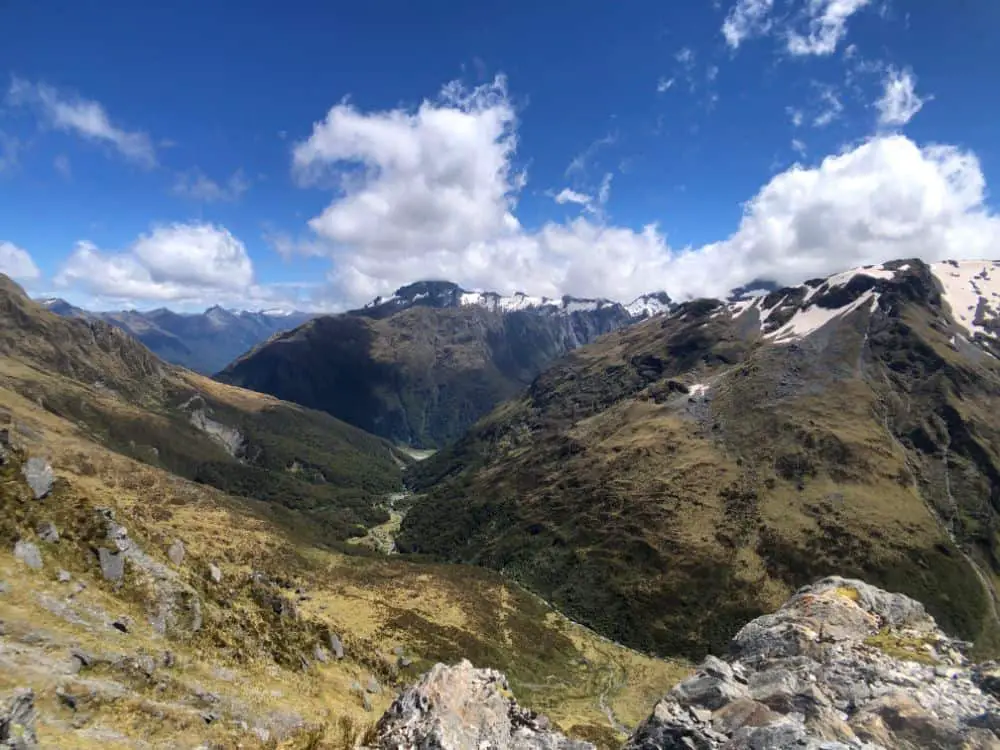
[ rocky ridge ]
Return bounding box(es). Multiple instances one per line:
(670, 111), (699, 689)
(626, 576), (1000, 749)
(361, 577), (1000, 749)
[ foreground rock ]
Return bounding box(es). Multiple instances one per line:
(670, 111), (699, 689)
(625, 576), (1000, 749)
(373, 660), (594, 749)
(0, 689), (38, 749)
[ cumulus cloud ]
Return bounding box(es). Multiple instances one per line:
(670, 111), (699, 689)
(55, 223), (255, 303)
(787, 0), (871, 56)
(293, 75), (521, 261)
(0, 241), (41, 281)
(722, 0), (776, 49)
(7, 77), (157, 168)
(172, 169), (251, 202)
(676, 136), (1000, 297)
(876, 67), (927, 127)
(283, 76), (1000, 308)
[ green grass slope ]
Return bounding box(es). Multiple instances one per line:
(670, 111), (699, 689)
(402, 262), (1000, 661)
(0, 275), (402, 541)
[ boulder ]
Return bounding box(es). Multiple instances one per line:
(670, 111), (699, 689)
(21, 458), (53, 500)
(328, 633), (345, 659)
(0, 688), (38, 749)
(167, 540), (185, 566)
(98, 548), (124, 582)
(374, 660), (594, 749)
(208, 563), (222, 583)
(35, 522), (58, 544)
(13, 542), (42, 571)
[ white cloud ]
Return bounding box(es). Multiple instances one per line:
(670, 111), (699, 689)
(8, 77), (157, 167)
(53, 154), (71, 179)
(722, 0), (775, 49)
(553, 188), (592, 207)
(55, 223), (255, 303)
(566, 132), (617, 176)
(787, 107), (805, 127)
(812, 85), (843, 127)
(551, 173), (613, 218)
(673, 135), (1000, 298)
(656, 77), (675, 93)
(791, 138), (807, 156)
(284, 76), (1000, 308)
(876, 67), (927, 127)
(293, 75), (522, 260)
(787, 0), (871, 56)
(0, 241), (41, 281)
(173, 169), (251, 202)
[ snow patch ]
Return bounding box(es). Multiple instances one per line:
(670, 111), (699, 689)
(930, 260), (1000, 340)
(767, 291), (878, 343)
(688, 383), (710, 399)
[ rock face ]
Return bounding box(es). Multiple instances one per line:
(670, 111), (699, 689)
(624, 577), (1000, 750)
(373, 660), (594, 749)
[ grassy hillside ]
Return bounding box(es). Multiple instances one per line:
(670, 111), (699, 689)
(402, 264), (1000, 661)
(0, 278), (401, 541)
(0, 274), (687, 747)
(0, 369), (686, 748)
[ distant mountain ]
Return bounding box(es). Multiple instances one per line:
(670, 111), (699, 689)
(401, 259), (1000, 660)
(37, 299), (314, 374)
(217, 281), (674, 447)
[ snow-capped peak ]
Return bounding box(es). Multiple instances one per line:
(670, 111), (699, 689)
(625, 292), (673, 319)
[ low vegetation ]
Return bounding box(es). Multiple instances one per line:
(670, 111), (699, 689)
(402, 269), (1000, 661)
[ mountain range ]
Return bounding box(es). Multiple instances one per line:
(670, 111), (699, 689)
(7, 258), (1000, 747)
(38, 298), (315, 375)
(0, 273), (679, 747)
(216, 281), (674, 447)
(402, 259), (1000, 661)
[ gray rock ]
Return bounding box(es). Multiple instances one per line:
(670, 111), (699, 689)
(622, 577), (1000, 750)
(669, 661), (749, 710)
(35, 521), (58, 544)
(13, 542), (42, 571)
(21, 457), (53, 500)
(97, 548), (124, 582)
(0, 689), (38, 749)
(366, 676), (381, 694)
(374, 660), (593, 749)
(57, 570), (71, 583)
(167, 540), (185, 566)
(328, 633), (344, 659)
(208, 563), (222, 583)
(313, 646), (329, 664)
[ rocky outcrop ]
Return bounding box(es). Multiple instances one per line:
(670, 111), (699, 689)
(369, 579), (1000, 749)
(372, 660), (594, 749)
(94, 509), (202, 636)
(0, 689), (37, 749)
(625, 577), (1000, 749)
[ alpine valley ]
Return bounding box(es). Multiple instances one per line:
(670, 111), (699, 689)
(5, 258), (1000, 749)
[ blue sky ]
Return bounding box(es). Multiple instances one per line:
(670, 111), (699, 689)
(1, 0), (998, 311)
